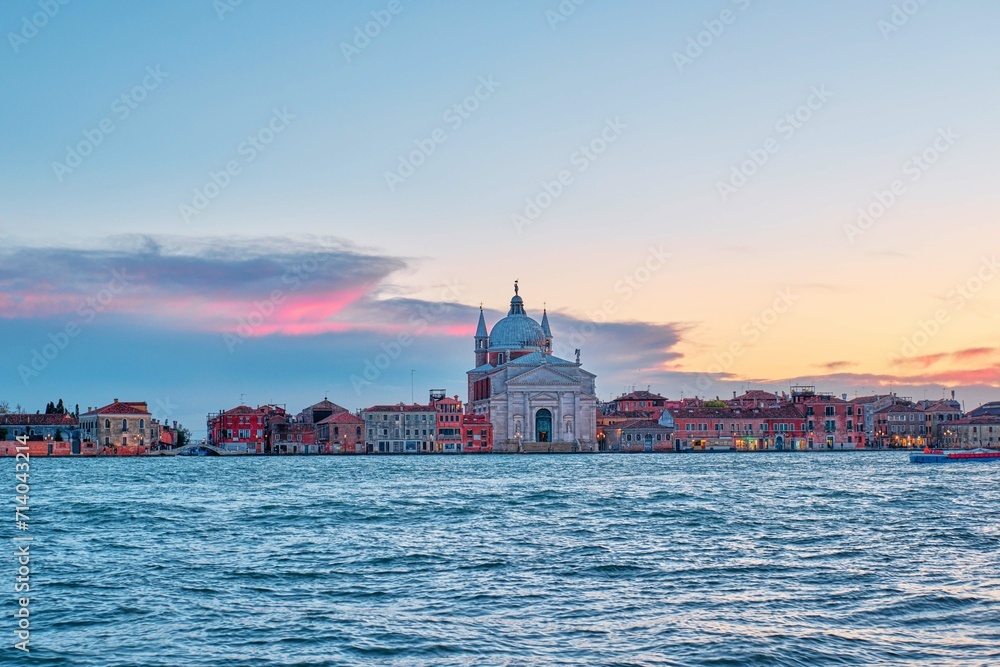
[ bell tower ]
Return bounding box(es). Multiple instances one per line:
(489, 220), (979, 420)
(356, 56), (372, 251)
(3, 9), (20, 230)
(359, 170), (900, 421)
(474, 305), (488, 367)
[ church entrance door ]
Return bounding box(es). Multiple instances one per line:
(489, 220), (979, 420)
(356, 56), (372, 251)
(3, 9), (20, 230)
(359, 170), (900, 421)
(535, 409), (552, 443)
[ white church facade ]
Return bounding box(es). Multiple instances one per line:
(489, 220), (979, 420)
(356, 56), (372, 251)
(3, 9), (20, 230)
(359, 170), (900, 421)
(467, 282), (598, 453)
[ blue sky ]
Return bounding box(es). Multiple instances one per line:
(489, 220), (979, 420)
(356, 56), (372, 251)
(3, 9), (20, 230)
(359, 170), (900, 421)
(2, 0), (999, 434)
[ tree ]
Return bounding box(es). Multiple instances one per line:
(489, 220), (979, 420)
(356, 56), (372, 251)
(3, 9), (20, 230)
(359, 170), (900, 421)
(703, 400), (728, 408)
(0, 428), (7, 441)
(176, 427), (192, 449)
(0, 401), (10, 414)
(55, 430), (64, 442)
(75, 404), (80, 418)
(56, 399), (65, 414)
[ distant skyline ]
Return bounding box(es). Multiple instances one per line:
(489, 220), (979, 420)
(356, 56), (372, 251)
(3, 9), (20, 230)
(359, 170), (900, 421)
(2, 1), (999, 435)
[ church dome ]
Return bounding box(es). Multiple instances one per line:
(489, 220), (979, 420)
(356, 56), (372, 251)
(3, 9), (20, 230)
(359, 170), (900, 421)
(488, 281), (547, 351)
(489, 314), (546, 350)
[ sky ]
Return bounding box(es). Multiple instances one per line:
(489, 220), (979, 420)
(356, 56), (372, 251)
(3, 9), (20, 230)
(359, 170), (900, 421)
(1, 0), (999, 435)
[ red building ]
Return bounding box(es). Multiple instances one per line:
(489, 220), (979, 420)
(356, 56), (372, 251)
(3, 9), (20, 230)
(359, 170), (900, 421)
(316, 412), (365, 454)
(433, 392), (493, 453)
(207, 405), (268, 453)
(611, 390), (668, 417)
(668, 405), (807, 451)
(792, 386), (866, 449)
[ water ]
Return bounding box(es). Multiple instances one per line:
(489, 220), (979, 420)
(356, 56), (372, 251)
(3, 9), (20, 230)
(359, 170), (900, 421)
(5, 452), (1000, 666)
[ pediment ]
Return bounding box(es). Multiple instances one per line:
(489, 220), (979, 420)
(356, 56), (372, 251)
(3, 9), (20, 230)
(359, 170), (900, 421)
(506, 365), (580, 386)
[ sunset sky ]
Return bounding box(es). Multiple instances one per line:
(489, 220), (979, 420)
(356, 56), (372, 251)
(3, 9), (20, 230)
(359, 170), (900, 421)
(2, 1), (998, 434)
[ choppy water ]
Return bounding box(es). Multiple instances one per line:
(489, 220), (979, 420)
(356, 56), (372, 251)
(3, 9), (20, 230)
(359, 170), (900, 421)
(4, 453), (1000, 666)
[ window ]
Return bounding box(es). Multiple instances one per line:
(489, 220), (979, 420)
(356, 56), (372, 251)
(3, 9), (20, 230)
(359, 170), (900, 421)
(825, 407), (835, 416)
(105, 419), (111, 429)
(122, 419), (128, 431)
(139, 419), (145, 429)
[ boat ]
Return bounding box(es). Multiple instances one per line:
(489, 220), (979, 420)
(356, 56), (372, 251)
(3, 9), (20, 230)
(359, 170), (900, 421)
(910, 447), (1000, 463)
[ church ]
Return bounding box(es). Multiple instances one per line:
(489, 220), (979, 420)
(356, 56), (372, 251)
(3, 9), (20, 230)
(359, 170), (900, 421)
(467, 281), (598, 453)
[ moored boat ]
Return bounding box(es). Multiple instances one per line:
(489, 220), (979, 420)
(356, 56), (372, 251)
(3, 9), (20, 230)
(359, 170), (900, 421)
(910, 448), (1000, 463)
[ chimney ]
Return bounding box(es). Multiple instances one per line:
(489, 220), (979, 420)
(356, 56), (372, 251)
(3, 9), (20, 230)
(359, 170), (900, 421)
(733, 391), (737, 399)
(842, 394), (847, 401)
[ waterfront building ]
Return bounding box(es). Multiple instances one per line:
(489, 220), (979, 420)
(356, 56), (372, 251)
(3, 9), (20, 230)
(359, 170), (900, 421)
(612, 418), (674, 452)
(936, 416), (1000, 449)
(668, 405), (808, 451)
(848, 395), (897, 444)
(297, 398), (349, 425)
(873, 404), (927, 448)
(80, 400), (159, 454)
(0, 413), (81, 450)
(611, 390), (668, 416)
(316, 411), (365, 454)
(791, 386), (865, 449)
(467, 281), (598, 453)
(432, 392), (493, 453)
(363, 401), (438, 454)
(919, 398), (964, 447)
(267, 412), (318, 454)
(207, 405), (268, 453)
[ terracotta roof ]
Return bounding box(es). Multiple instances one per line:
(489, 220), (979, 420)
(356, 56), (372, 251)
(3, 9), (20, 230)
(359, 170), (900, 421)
(0, 413), (78, 426)
(734, 390), (778, 400)
(222, 405), (259, 415)
(84, 401), (150, 416)
(875, 404), (924, 414)
(944, 415), (1000, 425)
(317, 412), (364, 425)
(668, 405), (803, 419)
(615, 390), (667, 402)
(848, 395), (886, 404)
